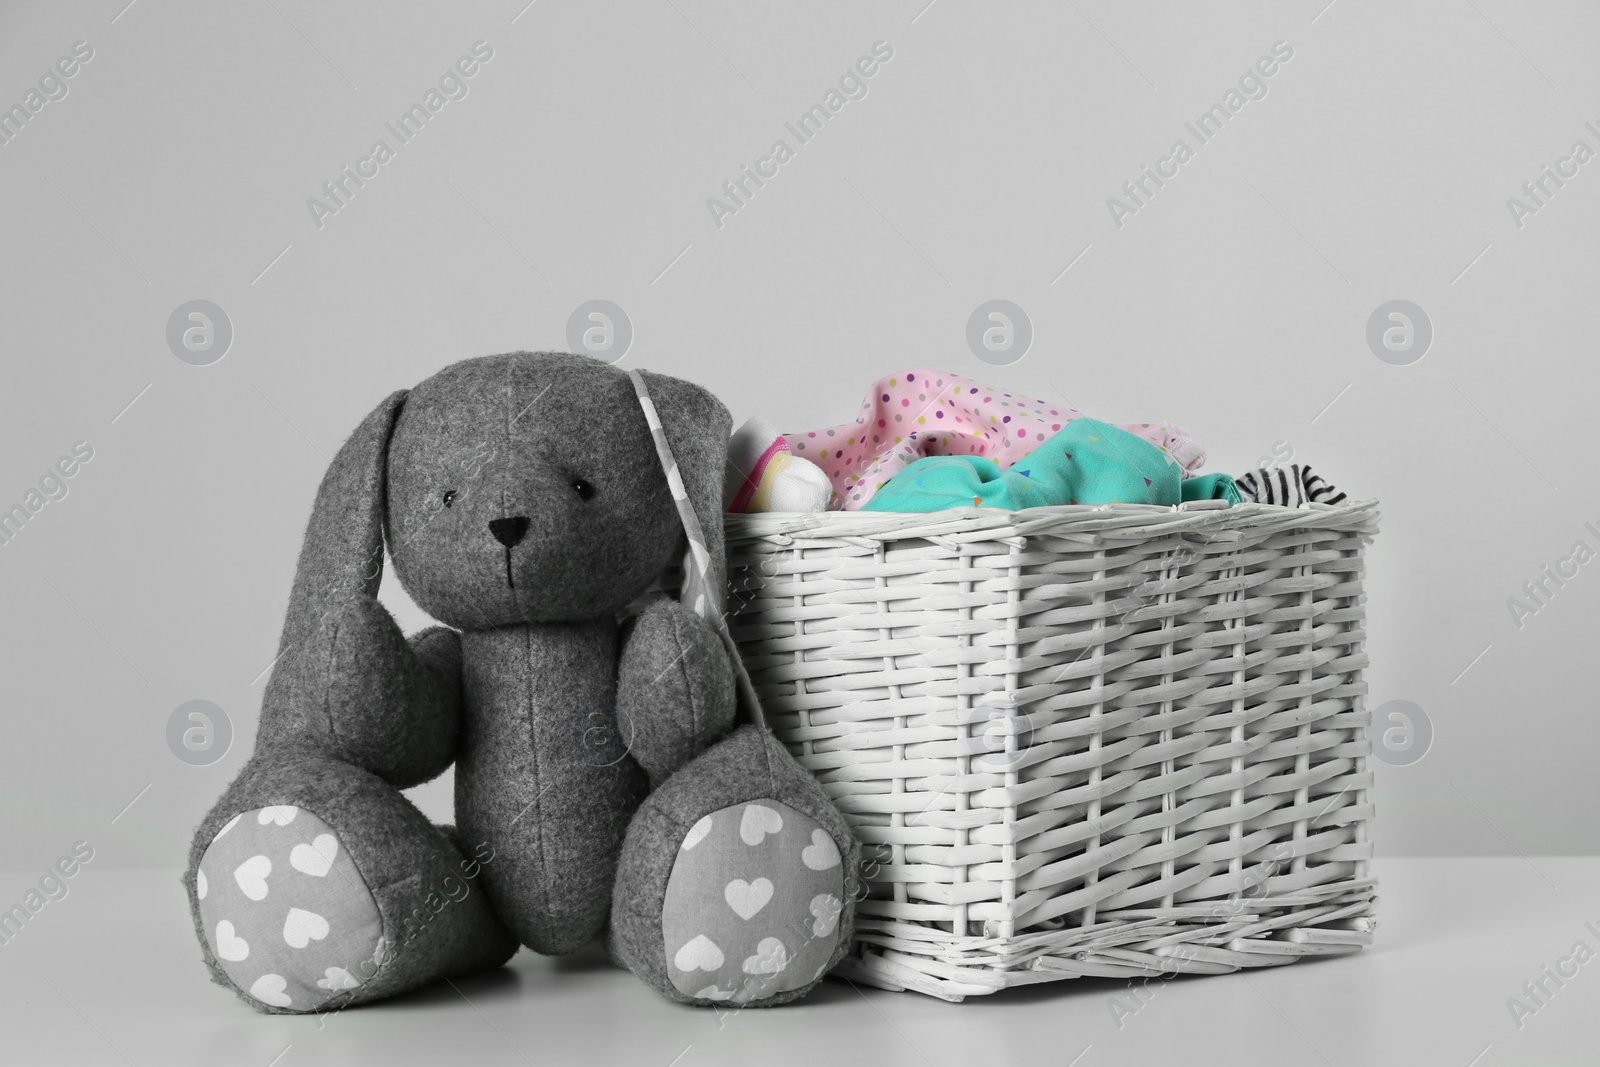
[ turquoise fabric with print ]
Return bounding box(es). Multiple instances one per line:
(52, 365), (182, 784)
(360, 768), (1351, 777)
(862, 418), (1186, 512)
(1180, 472), (1242, 505)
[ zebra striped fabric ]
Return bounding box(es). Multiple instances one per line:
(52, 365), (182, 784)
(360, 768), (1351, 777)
(1235, 463), (1347, 506)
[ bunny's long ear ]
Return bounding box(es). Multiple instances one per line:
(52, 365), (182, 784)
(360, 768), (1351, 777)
(274, 389), (408, 653)
(631, 370), (732, 619)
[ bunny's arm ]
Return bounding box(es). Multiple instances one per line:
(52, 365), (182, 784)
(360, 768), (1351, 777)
(615, 599), (736, 787)
(261, 595), (462, 789)
(323, 606), (462, 787)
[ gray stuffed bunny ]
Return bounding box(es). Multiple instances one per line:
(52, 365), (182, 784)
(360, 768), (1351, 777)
(186, 352), (858, 1012)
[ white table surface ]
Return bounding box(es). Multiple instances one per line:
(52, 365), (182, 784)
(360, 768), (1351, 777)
(1, 858), (1594, 1067)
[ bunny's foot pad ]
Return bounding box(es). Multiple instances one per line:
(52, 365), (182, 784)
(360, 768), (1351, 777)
(196, 806), (384, 1013)
(661, 800), (846, 1005)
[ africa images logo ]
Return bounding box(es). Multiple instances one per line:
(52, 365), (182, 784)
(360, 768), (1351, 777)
(705, 41), (895, 230)
(0, 40), (94, 148)
(305, 41), (495, 230)
(1106, 40), (1294, 229)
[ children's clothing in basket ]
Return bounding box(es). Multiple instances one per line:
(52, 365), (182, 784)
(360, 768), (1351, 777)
(1235, 463), (1346, 506)
(723, 416), (831, 513)
(863, 419), (1238, 512)
(785, 370), (1206, 510)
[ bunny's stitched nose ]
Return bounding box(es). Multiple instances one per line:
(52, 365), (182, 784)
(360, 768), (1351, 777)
(488, 516), (530, 547)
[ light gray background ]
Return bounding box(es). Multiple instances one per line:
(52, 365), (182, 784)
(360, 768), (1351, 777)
(2, 0), (1597, 882)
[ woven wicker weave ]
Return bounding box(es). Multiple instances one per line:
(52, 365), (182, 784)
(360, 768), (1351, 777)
(724, 498), (1379, 1000)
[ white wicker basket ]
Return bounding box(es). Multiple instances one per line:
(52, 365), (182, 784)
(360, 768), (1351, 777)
(724, 498), (1379, 1000)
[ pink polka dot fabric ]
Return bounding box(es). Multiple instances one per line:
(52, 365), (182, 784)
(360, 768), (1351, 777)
(785, 369), (1207, 510)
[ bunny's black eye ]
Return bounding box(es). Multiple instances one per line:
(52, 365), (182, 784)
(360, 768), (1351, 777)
(571, 479), (596, 500)
(442, 490), (457, 508)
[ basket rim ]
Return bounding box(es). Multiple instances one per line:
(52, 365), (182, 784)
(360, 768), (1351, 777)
(724, 498), (1380, 544)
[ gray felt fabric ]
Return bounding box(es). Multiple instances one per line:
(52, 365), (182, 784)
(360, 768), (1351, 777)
(631, 370), (732, 620)
(187, 352), (773, 1012)
(455, 620), (649, 955)
(384, 355), (730, 630)
(616, 600), (737, 787)
(609, 725), (862, 1007)
(253, 389), (462, 787)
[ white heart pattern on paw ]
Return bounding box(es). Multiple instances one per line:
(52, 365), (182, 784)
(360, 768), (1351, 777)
(674, 935), (724, 972)
(662, 799), (849, 1004)
(215, 813), (242, 840)
(257, 806), (298, 826)
(724, 878), (774, 920)
(290, 834), (339, 877)
(739, 804), (783, 846)
(234, 855), (271, 901)
(283, 907), (329, 948)
(215, 920), (249, 962)
(315, 966), (361, 991)
(197, 808), (382, 1014)
(801, 829), (841, 871)
(742, 937), (789, 976)
(680, 815), (713, 850)
(810, 893), (842, 938)
(249, 973), (292, 1008)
